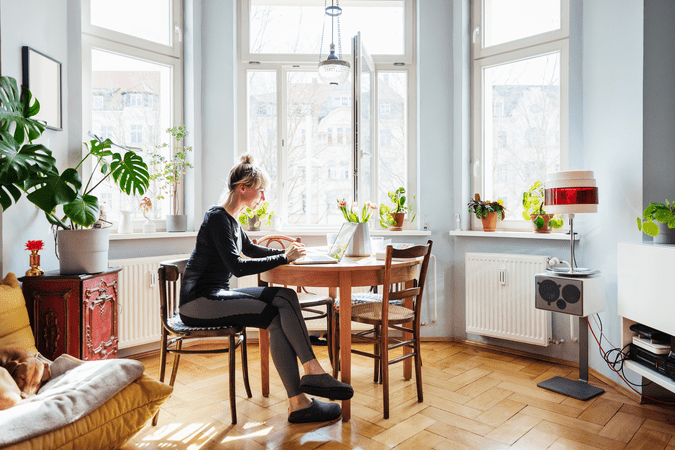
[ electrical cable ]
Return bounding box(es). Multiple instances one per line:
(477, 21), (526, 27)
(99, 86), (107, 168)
(587, 317), (675, 405)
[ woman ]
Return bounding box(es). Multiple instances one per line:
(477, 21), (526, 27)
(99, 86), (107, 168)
(179, 155), (353, 424)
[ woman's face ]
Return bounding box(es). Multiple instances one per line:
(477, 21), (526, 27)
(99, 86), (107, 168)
(241, 183), (265, 210)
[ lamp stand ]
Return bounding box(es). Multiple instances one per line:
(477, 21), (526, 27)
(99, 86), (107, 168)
(537, 316), (605, 400)
(568, 213), (576, 273)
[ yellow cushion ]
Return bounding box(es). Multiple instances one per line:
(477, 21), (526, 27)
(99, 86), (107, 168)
(2, 371), (173, 450)
(0, 273), (38, 354)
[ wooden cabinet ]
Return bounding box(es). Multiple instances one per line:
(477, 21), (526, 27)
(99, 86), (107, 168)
(19, 268), (121, 361)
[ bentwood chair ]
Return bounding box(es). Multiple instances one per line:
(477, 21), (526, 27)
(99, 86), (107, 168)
(254, 235), (336, 368)
(152, 258), (252, 426)
(334, 240), (433, 419)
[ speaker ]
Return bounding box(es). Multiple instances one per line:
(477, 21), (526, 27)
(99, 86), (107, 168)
(535, 273), (605, 316)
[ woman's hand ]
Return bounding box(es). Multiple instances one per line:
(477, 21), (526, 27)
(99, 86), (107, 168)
(285, 242), (306, 263)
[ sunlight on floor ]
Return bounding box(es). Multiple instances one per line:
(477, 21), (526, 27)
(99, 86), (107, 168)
(136, 420), (274, 449)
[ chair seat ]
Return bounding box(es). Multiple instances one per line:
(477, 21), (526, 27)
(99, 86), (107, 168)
(334, 292), (403, 310)
(167, 313), (243, 334)
(297, 292), (333, 307)
(350, 302), (414, 324)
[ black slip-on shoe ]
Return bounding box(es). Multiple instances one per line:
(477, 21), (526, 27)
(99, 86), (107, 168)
(288, 399), (342, 424)
(299, 373), (354, 400)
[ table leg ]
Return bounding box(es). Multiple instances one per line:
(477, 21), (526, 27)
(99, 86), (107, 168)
(339, 272), (352, 421)
(403, 280), (414, 380)
(260, 329), (270, 397)
(329, 287), (339, 379)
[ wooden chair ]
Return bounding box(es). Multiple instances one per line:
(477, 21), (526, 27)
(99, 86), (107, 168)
(334, 240), (433, 419)
(254, 235), (336, 368)
(152, 258), (252, 426)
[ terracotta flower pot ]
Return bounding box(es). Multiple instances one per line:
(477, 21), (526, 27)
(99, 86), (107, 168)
(530, 213), (554, 233)
(389, 212), (405, 231)
(481, 211), (499, 232)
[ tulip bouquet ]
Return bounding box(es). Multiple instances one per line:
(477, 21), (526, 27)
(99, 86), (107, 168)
(337, 199), (378, 223)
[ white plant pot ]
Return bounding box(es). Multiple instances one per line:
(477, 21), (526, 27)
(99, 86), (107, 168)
(346, 223), (372, 257)
(655, 222), (675, 244)
(57, 228), (109, 274)
(166, 214), (188, 232)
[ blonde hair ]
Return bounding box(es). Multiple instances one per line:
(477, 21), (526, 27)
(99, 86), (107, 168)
(220, 155), (269, 206)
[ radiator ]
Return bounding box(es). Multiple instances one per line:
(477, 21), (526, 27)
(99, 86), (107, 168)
(465, 253), (551, 346)
(110, 254), (190, 349)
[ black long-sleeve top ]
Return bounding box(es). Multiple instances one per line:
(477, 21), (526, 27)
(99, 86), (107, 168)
(180, 206), (286, 307)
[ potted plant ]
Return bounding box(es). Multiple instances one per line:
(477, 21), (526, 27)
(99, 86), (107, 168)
(238, 201), (274, 231)
(521, 181), (563, 233)
(337, 199), (378, 256)
(379, 187), (416, 231)
(467, 193), (506, 232)
(0, 75), (150, 273)
(637, 200), (675, 244)
(150, 126), (193, 232)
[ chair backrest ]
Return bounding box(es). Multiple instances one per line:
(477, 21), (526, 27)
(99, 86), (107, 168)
(381, 240), (433, 321)
(158, 258), (189, 329)
(254, 235), (300, 249)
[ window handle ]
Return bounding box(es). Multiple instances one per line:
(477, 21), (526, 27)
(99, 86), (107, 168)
(472, 26), (480, 44)
(473, 159), (480, 177)
(175, 24), (183, 43)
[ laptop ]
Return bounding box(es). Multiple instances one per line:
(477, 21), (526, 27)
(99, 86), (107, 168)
(293, 222), (358, 264)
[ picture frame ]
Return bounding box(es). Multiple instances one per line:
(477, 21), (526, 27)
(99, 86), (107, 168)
(22, 46), (62, 131)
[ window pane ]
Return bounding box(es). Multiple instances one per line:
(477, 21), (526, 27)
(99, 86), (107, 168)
(377, 72), (407, 206)
(91, 49), (172, 221)
(483, 52), (560, 221)
(249, 1), (404, 55)
(91, 0), (172, 46)
(247, 71), (278, 210)
(483, 0), (560, 48)
(286, 71), (352, 225)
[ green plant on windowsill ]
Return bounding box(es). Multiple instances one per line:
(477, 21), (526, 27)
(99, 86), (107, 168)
(238, 201), (274, 230)
(0, 75), (149, 229)
(467, 194), (506, 220)
(149, 125), (193, 217)
(637, 200), (675, 237)
(379, 187), (416, 228)
(522, 181), (563, 231)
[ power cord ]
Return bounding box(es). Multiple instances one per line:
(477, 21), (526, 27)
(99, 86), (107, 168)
(587, 316), (675, 405)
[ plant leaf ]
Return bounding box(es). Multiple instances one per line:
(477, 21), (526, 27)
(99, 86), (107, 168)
(108, 151), (149, 196)
(642, 221), (659, 237)
(534, 215), (544, 229)
(25, 167), (82, 213)
(63, 194), (99, 228)
(0, 77), (46, 142)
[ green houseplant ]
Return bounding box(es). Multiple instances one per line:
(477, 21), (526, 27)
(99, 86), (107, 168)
(521, 181), (563, 233)
(467, 193), (506, 232)
(150, 126), (193, 232)
(637, 200), (675, 243)
(238, 201), (274, 231)
(0, 75), (149, 272)
(379, 187), (416, 230)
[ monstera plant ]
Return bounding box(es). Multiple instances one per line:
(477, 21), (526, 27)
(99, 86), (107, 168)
(0, 75), (149, 230)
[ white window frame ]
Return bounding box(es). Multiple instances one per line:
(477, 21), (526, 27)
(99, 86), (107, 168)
(471, 0), (569, 231)
(237, 1), (417, 227)
(81, 0), (183, 226)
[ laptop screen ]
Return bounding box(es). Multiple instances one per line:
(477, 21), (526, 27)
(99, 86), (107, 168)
(327, 222), (358, 260)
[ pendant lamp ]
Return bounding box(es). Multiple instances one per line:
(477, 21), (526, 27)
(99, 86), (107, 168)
(318, 0), (350, 85)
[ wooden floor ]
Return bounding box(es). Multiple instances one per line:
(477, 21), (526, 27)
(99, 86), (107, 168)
(121, 341), (675, 450)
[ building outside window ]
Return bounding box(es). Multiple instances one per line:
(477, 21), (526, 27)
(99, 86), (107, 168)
(131, 124), (143, 143)
(239, 0), (415, 226)
(472, 0), (568, 231)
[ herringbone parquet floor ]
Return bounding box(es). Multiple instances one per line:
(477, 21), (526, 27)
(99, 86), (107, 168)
(121, 341), (675, 450)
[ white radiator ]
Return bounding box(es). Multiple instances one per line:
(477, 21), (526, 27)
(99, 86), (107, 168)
(465, 253), (551, 346)
(110, 254), (190, 349)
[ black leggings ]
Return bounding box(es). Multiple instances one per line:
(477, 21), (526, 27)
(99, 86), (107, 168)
(180, 286), (316, 398)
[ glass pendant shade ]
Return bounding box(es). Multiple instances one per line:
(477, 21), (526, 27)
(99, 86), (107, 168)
(319, 44), (350, 85)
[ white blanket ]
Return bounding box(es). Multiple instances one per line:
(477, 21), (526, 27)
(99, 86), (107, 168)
(0, 355), (145, 446)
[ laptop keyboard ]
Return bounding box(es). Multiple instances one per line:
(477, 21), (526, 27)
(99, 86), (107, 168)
(303, 253), (336, 262)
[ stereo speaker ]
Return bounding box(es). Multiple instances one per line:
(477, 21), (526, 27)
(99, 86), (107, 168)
(535, 273), (605, 316)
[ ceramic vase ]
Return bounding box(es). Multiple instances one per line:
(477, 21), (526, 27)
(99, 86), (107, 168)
(248, 216), (261, 231)
(346, 223), (372, 257)
(143, 217), (156, 233)
(118, 211), (134, 234)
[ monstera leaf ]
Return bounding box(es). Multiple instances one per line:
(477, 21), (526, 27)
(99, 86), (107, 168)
(109, 151), (150, 196)
(0, 76), (45, 143)
(63, 194), (100, 228)
(25, 167), (82, 214)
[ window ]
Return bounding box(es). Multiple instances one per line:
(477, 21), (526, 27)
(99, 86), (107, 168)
(238, 0), (416, 226)
(472, 0), (568, 231)
(82, 0), (182, 222)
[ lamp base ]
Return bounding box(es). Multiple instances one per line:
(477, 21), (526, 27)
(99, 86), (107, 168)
(546, 267), (600, 277)
(537, 376), (604, 401)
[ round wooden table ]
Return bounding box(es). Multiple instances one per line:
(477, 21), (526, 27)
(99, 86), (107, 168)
(258, 255), (422, 421)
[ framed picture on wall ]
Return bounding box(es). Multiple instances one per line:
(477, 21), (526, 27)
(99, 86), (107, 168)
(22, 46), (62, 131)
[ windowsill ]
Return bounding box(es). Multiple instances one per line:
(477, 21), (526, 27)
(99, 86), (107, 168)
(109, 231), (198, 241)
(449, 230), (579, 240)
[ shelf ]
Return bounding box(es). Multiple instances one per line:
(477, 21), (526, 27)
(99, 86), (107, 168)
(109, 231), (198, 241)
(625, 360), (675, 394)
(449, 230), (579, 240)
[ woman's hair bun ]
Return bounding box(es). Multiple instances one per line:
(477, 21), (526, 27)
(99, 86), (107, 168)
(241, 154), (254, 165)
